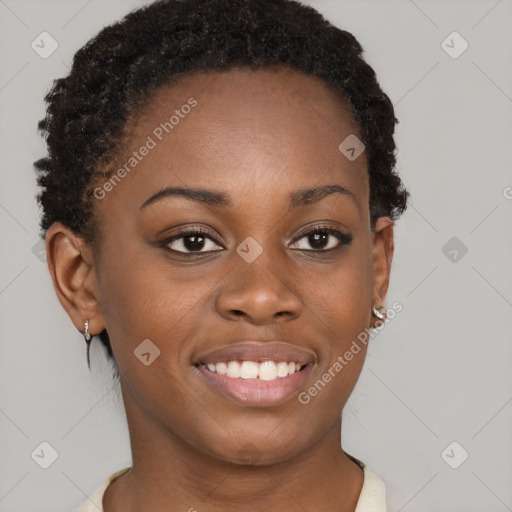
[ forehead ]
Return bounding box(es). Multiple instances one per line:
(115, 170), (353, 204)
(141, 66), (357, 124)
(133, 66), (362, 154)
(100, 67), (368, 214)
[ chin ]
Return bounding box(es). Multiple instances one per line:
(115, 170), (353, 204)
(199, 426), (311, 468)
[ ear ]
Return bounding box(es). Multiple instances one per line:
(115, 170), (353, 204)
(45, 222), (105, 338)
(371, 216), (394, 314)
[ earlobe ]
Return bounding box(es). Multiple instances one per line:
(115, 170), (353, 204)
(45, 222), (105, 337)
(371, 217), (394, 309)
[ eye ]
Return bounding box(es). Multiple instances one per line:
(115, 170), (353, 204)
(289, 225), (353, 252)
(160, 224), (352, 255)
(162, 228), (224, 254)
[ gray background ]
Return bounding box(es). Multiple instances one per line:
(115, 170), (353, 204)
(0, 0), (511, 510)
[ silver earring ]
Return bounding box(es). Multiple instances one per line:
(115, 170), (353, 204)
(84, 320), (92, 342)
(372, 306), (386, 320)
(84, 320), (93, 369)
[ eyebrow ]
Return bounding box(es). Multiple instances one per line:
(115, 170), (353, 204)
(139, 184), (356, 210)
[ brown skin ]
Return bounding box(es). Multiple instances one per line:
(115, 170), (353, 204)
(46, 67), (393, 511)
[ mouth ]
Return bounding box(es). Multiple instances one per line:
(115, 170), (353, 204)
(199, 359), (309, 379)
(193, 342), (315, 406)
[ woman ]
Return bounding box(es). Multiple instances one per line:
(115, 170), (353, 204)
(35, 0), (409, 510)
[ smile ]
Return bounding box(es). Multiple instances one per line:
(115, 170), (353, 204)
(202, 360), (306, 380)
(193, 341), (315, 406)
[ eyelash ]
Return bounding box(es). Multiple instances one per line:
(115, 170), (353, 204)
(160, 224), (353, 255)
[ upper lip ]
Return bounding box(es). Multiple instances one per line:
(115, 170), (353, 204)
(194, 341), (316, 366)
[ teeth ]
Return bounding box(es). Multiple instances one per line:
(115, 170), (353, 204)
(240, 361), (259, 379)
(215, 362), (227, 375)
(227, 361), (241, 378)
(259, 361), (277, 380)
(204, 360), (304, 380)
(277, 361), (289, 377)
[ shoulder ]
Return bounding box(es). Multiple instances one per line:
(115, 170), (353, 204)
(74, 467), (131, 512)
(349, 455), (387, 512)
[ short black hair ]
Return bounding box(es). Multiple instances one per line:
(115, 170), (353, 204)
(34, 0), (409, 373)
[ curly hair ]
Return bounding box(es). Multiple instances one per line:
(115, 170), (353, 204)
(34, 0), (409, 372)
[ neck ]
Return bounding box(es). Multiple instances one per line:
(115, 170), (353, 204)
(103, 385), (364, 512)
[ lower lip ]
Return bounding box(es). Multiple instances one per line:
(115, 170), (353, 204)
(196, 365), (312, 407)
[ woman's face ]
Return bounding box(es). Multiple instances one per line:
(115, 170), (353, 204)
(84, 67), (393, 464)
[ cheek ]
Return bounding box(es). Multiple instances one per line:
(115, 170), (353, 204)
(305, 248), (374, 341)
(300, 249), (373, 398)
(96, 249), (219, 366)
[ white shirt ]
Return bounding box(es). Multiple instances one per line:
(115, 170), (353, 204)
(75, 457), (386, 511)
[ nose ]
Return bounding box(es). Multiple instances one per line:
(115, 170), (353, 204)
(215, 252), (303, 326)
